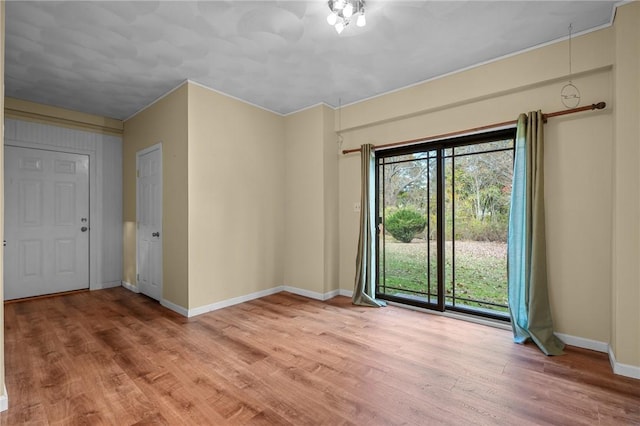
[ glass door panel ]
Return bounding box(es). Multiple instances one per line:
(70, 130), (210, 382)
(377, 149), (442, 309)
(444, 141), (513, 317)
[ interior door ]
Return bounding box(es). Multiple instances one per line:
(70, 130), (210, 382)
(137, 145), (162, 301)
(4, 146), (90, 300)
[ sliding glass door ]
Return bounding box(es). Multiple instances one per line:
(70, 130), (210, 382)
(376, 129), (515, 319)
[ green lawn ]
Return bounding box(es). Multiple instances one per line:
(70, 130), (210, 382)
(379, 240), (508, 313)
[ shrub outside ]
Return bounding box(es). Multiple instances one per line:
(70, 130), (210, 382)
(385, 209), (427, 243)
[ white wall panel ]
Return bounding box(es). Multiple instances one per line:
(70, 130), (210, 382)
(101, 134), (123, 285)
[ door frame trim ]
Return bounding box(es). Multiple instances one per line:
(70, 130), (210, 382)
(136, 143), (163, 300)
(5, 141), (100, 291)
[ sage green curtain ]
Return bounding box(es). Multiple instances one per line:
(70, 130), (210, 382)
(507, 111), (564, 355)
(353, 144), (386, 307)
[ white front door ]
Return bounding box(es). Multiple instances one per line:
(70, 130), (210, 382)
(137, 145), (163, 301)
(4, 146), (90, 300)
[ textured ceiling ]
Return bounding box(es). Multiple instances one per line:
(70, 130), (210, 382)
(5, 1), (617, 120)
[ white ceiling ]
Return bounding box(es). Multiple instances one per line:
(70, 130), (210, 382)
(5, 1), (617, 120)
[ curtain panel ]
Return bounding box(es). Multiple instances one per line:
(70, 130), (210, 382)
(508, 111), (564, 356)
(353, 144), (386, 307)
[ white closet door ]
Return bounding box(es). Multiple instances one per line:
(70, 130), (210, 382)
(137, 145), (163, 301)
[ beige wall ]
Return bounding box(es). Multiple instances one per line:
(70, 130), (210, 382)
(284, 106), (326, 293)
(283, 104), (339, 296)
(123, 82), (285, 311)
(123, 84), (189, 308)
(611, 1), (640, 368)
(338, 27), (615, 346)
(187, 83), (285, 308)
(0, 0), (6, 403)
(339, 31), (612, 133)
(322, 105), (339, 295)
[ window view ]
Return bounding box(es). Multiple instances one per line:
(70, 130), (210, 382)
(376, 130), (515, 319)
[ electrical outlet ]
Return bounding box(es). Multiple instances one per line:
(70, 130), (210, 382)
(354, 202), (361, 212)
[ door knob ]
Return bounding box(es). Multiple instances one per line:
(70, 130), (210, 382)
(152, 232), (160, 237)
(81, 226), (88, 232)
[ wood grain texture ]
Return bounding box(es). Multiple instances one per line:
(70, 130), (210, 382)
(1, 288), (638, 425)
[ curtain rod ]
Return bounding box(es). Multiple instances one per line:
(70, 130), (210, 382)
(341, 102), (606, 155)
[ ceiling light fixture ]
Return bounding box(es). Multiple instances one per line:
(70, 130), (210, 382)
(327, 0), (366, 34)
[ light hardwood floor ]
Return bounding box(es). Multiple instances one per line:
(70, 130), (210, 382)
(1, 287), (638, 425)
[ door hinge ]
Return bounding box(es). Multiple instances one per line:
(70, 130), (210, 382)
(137, 273), (140, 282)
(137, 169), (140, 178)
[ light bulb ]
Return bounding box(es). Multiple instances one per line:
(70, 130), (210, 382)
(356, 13), (366, 27)
(327, 12), (337, 26)
(334, 0), (345, 10)
(343, 3), (353, 18)
(335, 22), (344, 34)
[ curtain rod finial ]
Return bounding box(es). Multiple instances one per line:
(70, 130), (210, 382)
(594, 102), (606, 110)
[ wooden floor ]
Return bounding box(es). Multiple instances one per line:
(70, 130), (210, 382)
(1, 288), (638, 425)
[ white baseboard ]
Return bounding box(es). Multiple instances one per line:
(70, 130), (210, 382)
(609, 346), (640, 379)
(555, 333), (609, 353)
(120, 282), (346, 317)
(553, 333), (640, 379)
(282, 286), (323, 300)
(122, 281), (189, 316)
(161, 298), (189, 317)
(188, 286), (285, 317)
(121, 281), (139, 293)
(102, 280), (122, 289)
(322, 288), (342, 300)
(283, 286), (343, 301)
(0, 385), (8, 412)
(187, 286), (349, 317)
(338, 289), (353, 298)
